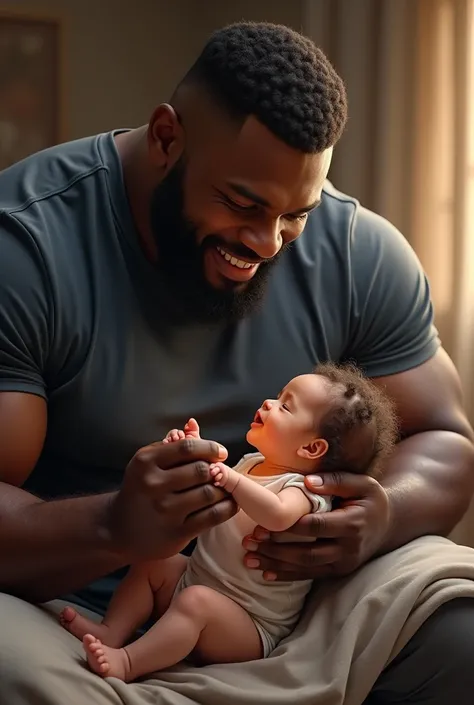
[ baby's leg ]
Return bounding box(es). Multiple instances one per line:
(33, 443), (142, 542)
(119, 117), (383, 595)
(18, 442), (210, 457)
(84, 584), (262, 681)
(60, 554), (187, 647)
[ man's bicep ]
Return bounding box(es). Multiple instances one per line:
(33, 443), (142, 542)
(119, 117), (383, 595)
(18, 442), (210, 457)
(372, 348), (474, 441)
(0, 218), (51, 484)
(0, 392), (47, 486)
(0, 217), (50, 398)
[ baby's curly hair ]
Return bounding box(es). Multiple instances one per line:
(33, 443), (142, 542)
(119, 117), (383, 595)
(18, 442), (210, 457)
(314, 363), (399, 477)
(178, 21), (347, 153)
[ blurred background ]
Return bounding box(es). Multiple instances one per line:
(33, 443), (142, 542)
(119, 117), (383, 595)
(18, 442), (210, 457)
(1, 0), (473, 543)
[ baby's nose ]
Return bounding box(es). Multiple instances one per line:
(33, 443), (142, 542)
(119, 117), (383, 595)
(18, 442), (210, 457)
(263, 399), (273, 410)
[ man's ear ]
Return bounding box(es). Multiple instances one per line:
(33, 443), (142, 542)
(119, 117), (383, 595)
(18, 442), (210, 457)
(147, 103), (184, 170)
(297, 437), (329, 461)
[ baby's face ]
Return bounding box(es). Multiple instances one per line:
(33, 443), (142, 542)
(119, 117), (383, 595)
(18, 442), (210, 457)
(246, 374), (332, 466)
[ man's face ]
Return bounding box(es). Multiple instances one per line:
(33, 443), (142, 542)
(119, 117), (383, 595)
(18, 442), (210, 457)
(150, 116), (332, 324)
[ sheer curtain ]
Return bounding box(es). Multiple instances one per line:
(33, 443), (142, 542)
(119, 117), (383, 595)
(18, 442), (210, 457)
(303, 0), (474, 545)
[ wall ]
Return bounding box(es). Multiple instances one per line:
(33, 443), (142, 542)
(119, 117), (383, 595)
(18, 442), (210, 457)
(187, 0), (304, 37)
(0, 0), (201, 140)
(0, 0), (305, 142)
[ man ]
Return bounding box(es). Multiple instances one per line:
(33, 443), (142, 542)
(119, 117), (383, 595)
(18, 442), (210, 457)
(0, 21), (473, 705)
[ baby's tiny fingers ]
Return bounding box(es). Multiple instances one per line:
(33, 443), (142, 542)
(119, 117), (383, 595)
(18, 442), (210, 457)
(178, 430), (185, 440)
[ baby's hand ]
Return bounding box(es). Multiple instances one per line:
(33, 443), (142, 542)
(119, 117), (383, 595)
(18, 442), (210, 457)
(163, 418), (201, 444)
(210, 462), (230, 487)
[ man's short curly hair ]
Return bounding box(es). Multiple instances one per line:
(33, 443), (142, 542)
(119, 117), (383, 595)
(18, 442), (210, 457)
(179, 22), (348, 153)
(314, 363), (399, 477)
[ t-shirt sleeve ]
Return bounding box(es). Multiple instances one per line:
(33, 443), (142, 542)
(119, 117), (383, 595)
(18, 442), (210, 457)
(343, 206), (440, 377)
(282, 474), (332, 514)
(0, 213), (51, 398)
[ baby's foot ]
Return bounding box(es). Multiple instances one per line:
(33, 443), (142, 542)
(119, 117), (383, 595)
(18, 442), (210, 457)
(83, 634), (130, 681)
(59, 606), (109, 643)
(183, 418), (201, 439)
(163, 418), (201, 444)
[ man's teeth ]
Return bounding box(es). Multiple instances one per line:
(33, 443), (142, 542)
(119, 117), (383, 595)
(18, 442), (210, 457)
(216, 246), (254, 269)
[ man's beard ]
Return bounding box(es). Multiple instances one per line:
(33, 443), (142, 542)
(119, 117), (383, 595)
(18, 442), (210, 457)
(150, 160), (284, 325)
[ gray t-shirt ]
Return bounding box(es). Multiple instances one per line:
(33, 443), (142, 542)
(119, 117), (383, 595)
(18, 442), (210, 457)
(0, 131), (439, 612)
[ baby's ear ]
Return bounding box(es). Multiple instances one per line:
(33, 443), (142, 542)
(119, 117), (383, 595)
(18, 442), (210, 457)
(297, 438), (328, 461)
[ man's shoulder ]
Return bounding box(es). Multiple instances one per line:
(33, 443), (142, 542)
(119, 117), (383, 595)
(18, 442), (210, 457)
(321, 179), (359, 208)
(313, 180), (414, 271)
(0, 133), (108, 218)
(0, 130), (125, 296)
(319, 181), (400, 241)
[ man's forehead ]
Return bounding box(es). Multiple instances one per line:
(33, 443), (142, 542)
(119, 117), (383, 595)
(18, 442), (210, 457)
(219, 117), (329, 179)
(194, 117), (330, 212)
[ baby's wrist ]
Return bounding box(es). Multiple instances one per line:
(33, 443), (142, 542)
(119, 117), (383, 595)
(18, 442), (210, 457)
(225, 471), (240, 493)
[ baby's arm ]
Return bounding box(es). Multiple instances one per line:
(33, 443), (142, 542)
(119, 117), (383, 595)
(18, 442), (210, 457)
(210, 463), (313, 532)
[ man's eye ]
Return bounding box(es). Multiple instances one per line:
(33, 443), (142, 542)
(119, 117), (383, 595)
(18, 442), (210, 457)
(223, 197), (257, 213)
(286, 213), (308, 223)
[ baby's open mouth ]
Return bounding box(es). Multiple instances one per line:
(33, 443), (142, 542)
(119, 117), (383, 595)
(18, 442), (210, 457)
(253, 409), (264, 425)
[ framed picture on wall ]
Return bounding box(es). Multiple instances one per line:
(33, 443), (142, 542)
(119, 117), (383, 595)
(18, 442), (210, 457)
(0, 12), (63, 171)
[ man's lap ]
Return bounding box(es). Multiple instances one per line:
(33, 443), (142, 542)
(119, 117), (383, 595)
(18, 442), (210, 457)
(0, 595), (125, 705)
(1, 536), (474, 705)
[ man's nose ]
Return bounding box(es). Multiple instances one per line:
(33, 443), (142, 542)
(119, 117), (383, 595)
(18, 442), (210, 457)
(238, 221), (282, 260)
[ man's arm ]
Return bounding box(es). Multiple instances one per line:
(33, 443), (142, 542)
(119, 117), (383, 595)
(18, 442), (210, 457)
(0, 392), (235, 603)
(0, 392), (126, 603)
(244, 350), (474, 580)
(242, 205), (474, 580)
(0, 218), (237, 602)
(211, 462), (313, 532)
(373, 347), (474, 551)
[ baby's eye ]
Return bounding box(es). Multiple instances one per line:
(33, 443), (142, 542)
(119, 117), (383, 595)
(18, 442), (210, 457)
(281, 403), (291, 412)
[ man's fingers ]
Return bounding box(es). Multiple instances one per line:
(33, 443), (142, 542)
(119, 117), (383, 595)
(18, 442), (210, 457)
(252, 507), (359, 542)
(159, 460), (217, 492)
(184, 497), (237, 536)
(290, 508), (362, 539)
(166, 481), (228, 516)
(245, 539), (339, 568)
(304, 471), (381, 498)
(137, 438), (228, 471)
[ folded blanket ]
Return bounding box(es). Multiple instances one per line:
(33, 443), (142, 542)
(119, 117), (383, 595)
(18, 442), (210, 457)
(105, 535), (474, 705)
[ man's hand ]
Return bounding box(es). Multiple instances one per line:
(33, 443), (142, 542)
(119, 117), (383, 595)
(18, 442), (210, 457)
(107, 436), (236, 562)
(242, 471), (390, 581)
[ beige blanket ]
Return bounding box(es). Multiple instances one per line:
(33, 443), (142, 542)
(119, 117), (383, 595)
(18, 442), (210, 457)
(3, 535), (474, 705)
(106, 536), (474, 705)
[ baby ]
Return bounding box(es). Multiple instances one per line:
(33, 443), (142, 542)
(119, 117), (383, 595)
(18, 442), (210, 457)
(60, 362), (397, 681)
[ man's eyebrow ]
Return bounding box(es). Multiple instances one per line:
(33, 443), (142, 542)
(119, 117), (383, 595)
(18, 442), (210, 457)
(227, 182), (270, 208)
(291, 200), (321, 215)
(226, 181), (321, 214)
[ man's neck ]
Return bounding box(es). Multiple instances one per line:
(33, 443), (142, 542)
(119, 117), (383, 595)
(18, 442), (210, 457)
(114, 128), (157, 262)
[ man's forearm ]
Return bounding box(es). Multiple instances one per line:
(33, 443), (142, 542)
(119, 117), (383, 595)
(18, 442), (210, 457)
(378, 430), (474, 554)
(0, 482), (126, 603)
